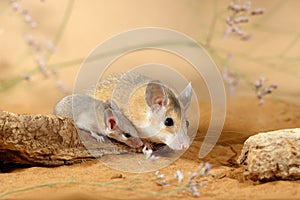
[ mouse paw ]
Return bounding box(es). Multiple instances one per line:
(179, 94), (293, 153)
(91, 131), (105, 143)
(143, 141), (154, 150)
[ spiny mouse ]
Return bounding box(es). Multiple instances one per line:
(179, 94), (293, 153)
(53, 94), (143, 148)
(93, 73), (193, 150)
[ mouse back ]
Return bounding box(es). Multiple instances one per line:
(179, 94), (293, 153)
(53, 94), (106, 119)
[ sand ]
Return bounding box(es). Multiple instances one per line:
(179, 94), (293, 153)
(1, 1), (300, 199)
(1, 97), (300, 200)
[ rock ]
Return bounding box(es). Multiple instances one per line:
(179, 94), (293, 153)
(237, 128), (300, 181)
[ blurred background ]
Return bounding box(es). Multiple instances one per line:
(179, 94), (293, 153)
(0, 0), (299, 114)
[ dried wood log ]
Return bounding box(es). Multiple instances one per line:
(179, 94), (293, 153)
(0, 110), (132, 167)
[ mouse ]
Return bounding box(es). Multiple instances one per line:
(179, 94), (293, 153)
(93, 73), (193, 150)
(53, 94), (143, 148)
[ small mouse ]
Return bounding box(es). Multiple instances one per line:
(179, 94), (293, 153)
(93, 73), (193, 150)
(53, 94), (143, 148)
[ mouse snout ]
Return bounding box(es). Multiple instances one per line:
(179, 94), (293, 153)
(180, 144), (188, 150)
(129, 138), (144, 148)
(166, 128), (190, 150)
(176, 137), (189, 150)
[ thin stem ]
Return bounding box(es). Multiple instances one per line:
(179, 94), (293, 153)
(0, 179), (75, 199)
(279, 33), (300, 57)
(11, 0), (75, 70)
(251, 0), (285, 27)
(0, 40), (199, 92)
(54, 0), (74, 46)
(0, 177), (186, 199)
(45, 0), (75, 61)
(205, 0), (218, 49)
(0, 0), (75, 92)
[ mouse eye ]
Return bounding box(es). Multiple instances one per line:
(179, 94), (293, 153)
(164, 117), (174, 126)
(186, 120), (189, 128)
(122, 133), (132, 139)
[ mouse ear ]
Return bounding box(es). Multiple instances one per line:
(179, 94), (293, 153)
(104, 108), (117, 130)
(178, 82), (193, 112)
(145, 80), (168, 107)
(106, 99), (119, 111)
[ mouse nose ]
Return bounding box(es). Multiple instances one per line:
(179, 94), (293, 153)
(181, 144), (187, 150)
(132, 138), (143, 148)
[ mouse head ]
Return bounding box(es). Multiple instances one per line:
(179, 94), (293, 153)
(144, 80), (193, 150)
(104, 100), (143, 148)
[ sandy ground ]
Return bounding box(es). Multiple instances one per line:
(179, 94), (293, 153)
(1, 1), (300, 199)
(1, 98), (300, 200)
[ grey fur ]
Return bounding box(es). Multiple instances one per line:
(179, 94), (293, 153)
(53, 94), (142, 148)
